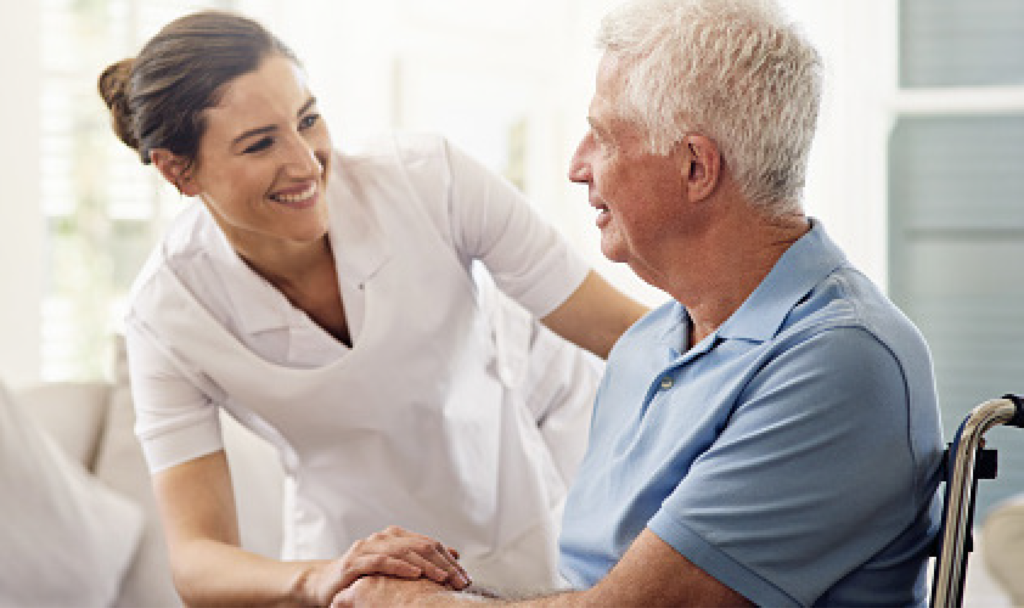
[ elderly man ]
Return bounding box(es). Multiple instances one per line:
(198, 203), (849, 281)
(337, 0), (943, 605)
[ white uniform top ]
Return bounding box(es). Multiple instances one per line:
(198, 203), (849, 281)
(125, 134), (599, 594)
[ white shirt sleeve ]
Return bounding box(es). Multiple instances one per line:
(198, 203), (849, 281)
(438, 137), (590, 317)
(125, 314), (224, 473)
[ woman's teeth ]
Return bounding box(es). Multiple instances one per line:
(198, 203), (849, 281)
(273, 183), (316, 203)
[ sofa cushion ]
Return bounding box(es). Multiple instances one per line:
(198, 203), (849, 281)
(94, 380), (180, 608)
(17, 382), (110, 468)
(981, 496), (1024, 605)
(0, 379), (143, 607)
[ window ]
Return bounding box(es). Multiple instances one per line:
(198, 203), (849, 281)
(39, 0), (234, 381)
(889, 0), (1024, 516)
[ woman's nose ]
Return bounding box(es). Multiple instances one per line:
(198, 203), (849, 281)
(281, 134), (323, 177)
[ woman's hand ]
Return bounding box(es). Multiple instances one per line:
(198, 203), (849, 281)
(298, 526), (471, 606)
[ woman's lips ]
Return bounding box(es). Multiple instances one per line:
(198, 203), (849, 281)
(270, 182), (318, 208)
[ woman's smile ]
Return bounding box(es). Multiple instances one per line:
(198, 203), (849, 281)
(270, 181), (319, 208)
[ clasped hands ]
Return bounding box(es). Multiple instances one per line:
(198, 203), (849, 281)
(302, 525), (474, 607)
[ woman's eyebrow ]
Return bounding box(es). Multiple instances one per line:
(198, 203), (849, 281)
(298, 96), (316, 116)
(233, 124), (276, 146)
(232, 97), (318, 145)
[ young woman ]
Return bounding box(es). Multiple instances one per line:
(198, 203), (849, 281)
(99, 10), (646, 607)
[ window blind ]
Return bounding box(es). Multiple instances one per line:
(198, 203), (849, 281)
(39, 0), (232, 381)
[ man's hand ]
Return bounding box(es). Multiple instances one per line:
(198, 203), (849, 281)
(331, 576), (451, 608)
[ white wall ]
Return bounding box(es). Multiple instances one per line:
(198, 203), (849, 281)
(789, 0), (896, 287)
(0, 3), (42, 389)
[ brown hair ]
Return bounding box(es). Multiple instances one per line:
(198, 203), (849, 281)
(97, 10), (298, 165)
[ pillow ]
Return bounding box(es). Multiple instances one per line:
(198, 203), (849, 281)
(982, 496), (1024, 605)
(0, 379), (143, 607)
(16, 382), (111, 467)
(92, 381), (180, 608)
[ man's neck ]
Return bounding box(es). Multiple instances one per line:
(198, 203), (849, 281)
(668, 208), (810, 349)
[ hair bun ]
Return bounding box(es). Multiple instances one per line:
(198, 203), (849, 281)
(98, 58), (141, 152)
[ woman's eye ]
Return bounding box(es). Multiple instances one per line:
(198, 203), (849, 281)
(243, 137), (273, 154)
(299, 114), (320, 130)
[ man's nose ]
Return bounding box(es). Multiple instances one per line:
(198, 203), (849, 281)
(568, 136), (593, 183)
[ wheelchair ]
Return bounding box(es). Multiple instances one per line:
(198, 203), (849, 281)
(930, 394), (1024, 608)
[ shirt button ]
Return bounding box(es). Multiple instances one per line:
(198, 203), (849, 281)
(660, 376), (674, 389)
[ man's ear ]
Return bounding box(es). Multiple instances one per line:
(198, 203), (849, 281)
(150, 149), (200, 196)
(681, 134), (720, 202)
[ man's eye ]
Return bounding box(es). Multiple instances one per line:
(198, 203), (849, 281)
(243, 137), (273, 154)
(299, 114), (320, 130)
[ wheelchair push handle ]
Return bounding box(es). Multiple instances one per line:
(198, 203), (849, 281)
(1001, 393), (1024, 428)
(932, 394), (1024, 608)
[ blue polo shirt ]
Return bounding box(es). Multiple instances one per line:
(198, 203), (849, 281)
(559, 221), (943, 606)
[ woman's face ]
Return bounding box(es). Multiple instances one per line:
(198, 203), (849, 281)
(185, 54), (333, 256)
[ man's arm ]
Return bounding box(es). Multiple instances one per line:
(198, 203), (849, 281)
(334, 528), (752, 607)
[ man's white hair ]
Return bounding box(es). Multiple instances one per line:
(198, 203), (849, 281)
(597, 0), (822, 215)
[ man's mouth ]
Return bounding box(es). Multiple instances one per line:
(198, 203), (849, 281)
(593, 202), (611, 228)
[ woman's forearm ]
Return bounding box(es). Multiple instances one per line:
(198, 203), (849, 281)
(170, 526), (472, 607)
(543, 270), (648, 359)
(169, 537), (325, 607)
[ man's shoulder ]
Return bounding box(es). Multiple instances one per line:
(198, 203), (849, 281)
(782, 266), (927, 355)
(765, 266), (935, 405)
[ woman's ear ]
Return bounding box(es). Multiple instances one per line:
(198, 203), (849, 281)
(150, 149), (200, 196)
(681, 134), (720, 202)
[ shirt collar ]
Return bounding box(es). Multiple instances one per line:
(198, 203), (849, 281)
(203, 210), (289, 335)
(655, 218), (846, 352)
(325, 150), (391, 287)
(657, 304), (723, 363)
(716, 218), (846, 343)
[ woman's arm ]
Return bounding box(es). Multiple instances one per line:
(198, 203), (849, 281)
(153, 453), (470, 607)
(153, 451), (306, 606)
(541, 270), (648, 359)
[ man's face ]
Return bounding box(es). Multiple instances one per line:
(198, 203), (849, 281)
(568, 55), (690, 275)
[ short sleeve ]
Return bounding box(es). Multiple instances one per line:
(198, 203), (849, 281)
(441, 139), (589, 317)
(126, 315), (224, 473)
(649, 327), (923, 606)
